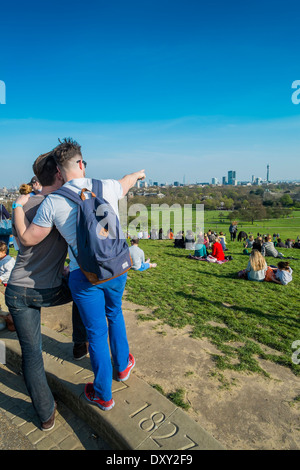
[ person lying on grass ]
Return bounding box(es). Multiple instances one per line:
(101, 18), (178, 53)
(266, 261), (293, 285)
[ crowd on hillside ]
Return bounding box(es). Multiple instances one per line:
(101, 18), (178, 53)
(170, 224), (297, 285)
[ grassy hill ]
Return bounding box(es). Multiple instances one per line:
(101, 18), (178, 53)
(125, 239), (300, 378)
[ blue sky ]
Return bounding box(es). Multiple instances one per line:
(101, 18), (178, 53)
(0, 0), (300, 187)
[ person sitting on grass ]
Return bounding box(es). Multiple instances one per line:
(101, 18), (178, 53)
(285, 238), (293, 248)
(211, 237), (225, 261)
(207, 230), (216, 244)
(194, 237), (207, 258)
(174, 231), (185, 248)
(185, 230), (195, 250)
(129, 237), (157, 271)
(261, 236), (282, 258)
(252, 236), (263, 252)
(0, 240), (16, 330)
(219, 232), (227, 251)
(0, 241), (15, 286)
(245, 235), (254, 249)
(245, 249), (267, 282)
(275, 238), (285, 248)
(203, 233), (210, 250)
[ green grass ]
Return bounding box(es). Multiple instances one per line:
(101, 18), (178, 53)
(151, 384), (190, 410)
(203, 209), (300, 240)
(135, 207), (300, 240)
(126, 239), (300, 378)
(9, 213), (299, 379)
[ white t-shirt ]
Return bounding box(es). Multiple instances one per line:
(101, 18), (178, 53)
(0, 255), (16, 283)
(129, 245), (145, 270)
(33, 178), (123, 272)
(275, 267), (293, 285)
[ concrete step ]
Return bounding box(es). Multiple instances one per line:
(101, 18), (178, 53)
(0, 326), (225, 451)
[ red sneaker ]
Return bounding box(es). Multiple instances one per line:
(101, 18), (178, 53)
(84, 383), (115, 411)
(117, 353), (135, 382)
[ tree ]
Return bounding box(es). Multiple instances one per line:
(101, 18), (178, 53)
(237, 204), (267, 224)
(280, 194), (293, 207)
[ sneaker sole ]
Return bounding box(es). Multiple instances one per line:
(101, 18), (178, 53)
(117, 360), (135, 382)
(41, 420), (55, 432)
(84, 393), (115, 411)
(73, 353), (89, 361)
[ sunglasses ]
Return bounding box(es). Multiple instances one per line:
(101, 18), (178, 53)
(76, 160), (87, 168)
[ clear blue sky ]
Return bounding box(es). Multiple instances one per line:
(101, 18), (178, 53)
(1, 0), (300, 187)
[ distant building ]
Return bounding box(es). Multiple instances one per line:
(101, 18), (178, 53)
(173, 181), (180, 187)
(228, 170), (236, 185)
(222, 176), (227, 185)
(211, 177), (219, 185)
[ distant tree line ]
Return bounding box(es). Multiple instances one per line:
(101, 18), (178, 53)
(129, 183), (299, 223)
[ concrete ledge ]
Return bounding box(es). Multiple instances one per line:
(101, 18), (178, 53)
(0, 327), (225, 450)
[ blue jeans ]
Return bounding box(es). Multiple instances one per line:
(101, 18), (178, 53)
(138, 262), (150, 272)
(69, 269), (129, 402)
(5, 280), (87, 423)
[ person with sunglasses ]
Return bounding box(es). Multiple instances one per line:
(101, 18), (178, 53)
(13, 138), (145, 419)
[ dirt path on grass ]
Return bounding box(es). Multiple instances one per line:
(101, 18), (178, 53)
(36, 294), (300, 451)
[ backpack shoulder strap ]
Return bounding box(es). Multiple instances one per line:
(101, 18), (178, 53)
(91, 179), (103, 198)
(53, 187), (82, 205)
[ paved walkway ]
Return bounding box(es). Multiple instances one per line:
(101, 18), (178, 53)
(0, 363), (111, 450)
(0, 326), (225, 451)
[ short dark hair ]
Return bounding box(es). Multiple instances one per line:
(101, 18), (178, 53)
(33, 152), (58, 187)
(277, 261), (289, 270)
(51, 138), (82, 168)
(130, 237), (139, 245)
(0, 241), (8, 253)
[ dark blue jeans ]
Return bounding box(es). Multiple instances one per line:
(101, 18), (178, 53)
(5, 280), (87, 423)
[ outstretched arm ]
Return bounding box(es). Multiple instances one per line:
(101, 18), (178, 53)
(119, 170), (146, 196)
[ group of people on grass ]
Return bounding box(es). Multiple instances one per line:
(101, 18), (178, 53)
(243, 234), (300, 254)
(239, 250), (293, 285)
(170, 225), (295, 285)
(239, 234), (294, 285)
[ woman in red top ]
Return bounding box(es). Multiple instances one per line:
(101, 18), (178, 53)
(211, 237), (225, 261)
